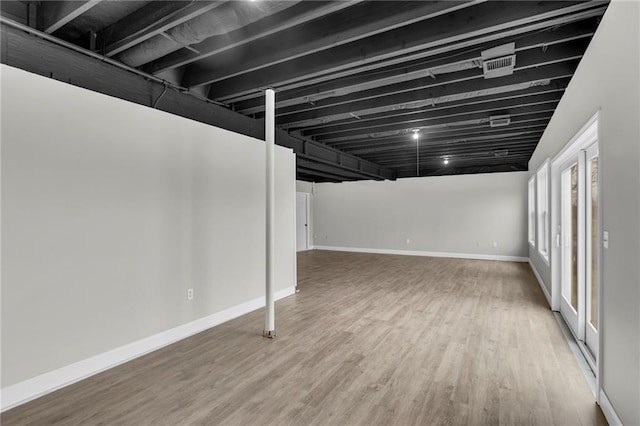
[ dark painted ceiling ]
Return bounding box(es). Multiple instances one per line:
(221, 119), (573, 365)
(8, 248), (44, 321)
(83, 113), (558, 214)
(1, 1), (608, 182)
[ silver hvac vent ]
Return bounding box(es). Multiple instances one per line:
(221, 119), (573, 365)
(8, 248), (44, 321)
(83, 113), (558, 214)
(481, 43), (516, 79)
(483, 55), (515, 75)
(494, 149), (509, 157)
(490, 114), (511, 128)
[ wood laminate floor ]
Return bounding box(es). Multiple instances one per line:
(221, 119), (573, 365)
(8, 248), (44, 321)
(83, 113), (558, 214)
(3, 251), (606, 425)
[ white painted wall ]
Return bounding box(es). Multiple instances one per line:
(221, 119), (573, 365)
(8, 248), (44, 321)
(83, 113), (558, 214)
(0, 65), (296, 389)
(296, 180), (313, 193)
(312, 172), (528, 259)
(527, 1), (640, 423)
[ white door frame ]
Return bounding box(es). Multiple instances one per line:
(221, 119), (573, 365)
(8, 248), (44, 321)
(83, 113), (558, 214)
(550, 111), (601, 397)
(584, 144), (599, 358)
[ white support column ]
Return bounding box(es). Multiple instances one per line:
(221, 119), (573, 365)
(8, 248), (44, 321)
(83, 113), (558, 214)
(263, 88), (276, 339)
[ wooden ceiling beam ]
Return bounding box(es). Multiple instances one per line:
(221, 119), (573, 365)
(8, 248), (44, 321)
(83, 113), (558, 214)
(204, 1), (606, 101)
(235, 19), (598, 115)
(38, 0), (102, 34)
(183, 1), (477, 88)
(143, 1), (365, 75)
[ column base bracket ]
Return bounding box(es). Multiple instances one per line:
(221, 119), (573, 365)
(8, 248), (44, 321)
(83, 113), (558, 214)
(262, 330), (277, 339)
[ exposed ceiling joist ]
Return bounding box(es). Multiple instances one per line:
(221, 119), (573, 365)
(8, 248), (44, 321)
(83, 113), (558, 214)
(282, 59), (578, 131)
(313, 104), (558, 142)
(365, 141), (539, 163)
(38, 0), (103, 34)
(99, 1), (223, 57)
(274, 38), (587, 127)
(301, 91), (563, 138)
(183, 1), (478, 88)
(235, 19), (597, 115)
(325, 116), (553, 147)
(349, 134), (544, 156)
(143, 1), (366, 76)
(395, 163), (528, 178)
(1, 0), (609, 181)
(318, 112), (554, 146)
(205, 1), (605, 101)
(326, 117), (555, 152)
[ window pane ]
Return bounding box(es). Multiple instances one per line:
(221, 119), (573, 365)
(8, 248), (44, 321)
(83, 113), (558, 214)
(570, 164), (578, 310)
(590, 158), (598, 329)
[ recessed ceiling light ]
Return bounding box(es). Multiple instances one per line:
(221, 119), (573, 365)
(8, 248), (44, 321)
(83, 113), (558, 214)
(443, 158), (449, 165)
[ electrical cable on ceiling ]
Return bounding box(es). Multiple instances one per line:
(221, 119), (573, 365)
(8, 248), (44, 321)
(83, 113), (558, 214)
(152, 84), (168, 108)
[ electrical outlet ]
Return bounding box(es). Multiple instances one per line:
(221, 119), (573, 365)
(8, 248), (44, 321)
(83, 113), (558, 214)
(187, 288), (194, 300)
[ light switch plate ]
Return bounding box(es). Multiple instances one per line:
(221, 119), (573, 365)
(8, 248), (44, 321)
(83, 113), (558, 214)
(603, 231), (609, 249)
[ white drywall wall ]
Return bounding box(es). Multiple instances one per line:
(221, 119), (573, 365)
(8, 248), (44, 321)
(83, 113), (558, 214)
(527, 0), (640, 423)
(0, 65), (295, 388)
(312, 172), (528, 258)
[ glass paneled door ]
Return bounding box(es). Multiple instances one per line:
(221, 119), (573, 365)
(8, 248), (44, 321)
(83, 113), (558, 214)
(559, 144), (599, 363)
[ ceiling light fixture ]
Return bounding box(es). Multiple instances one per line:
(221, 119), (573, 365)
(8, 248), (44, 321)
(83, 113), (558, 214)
(443, 158), (449, 165)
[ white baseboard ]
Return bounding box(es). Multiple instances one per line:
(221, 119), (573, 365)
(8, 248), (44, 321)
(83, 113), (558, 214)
(313, 245), (528, 263)
(528, 259), (552, 307)
(599, 389), (623, 426)
(1, 286), (296, 412)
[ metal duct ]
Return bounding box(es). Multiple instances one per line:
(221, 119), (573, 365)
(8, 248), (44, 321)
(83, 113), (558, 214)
(117, 1), (300, 68)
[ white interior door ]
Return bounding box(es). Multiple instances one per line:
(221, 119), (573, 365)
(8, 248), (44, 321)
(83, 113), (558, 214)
(296, 192), (309, 251)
